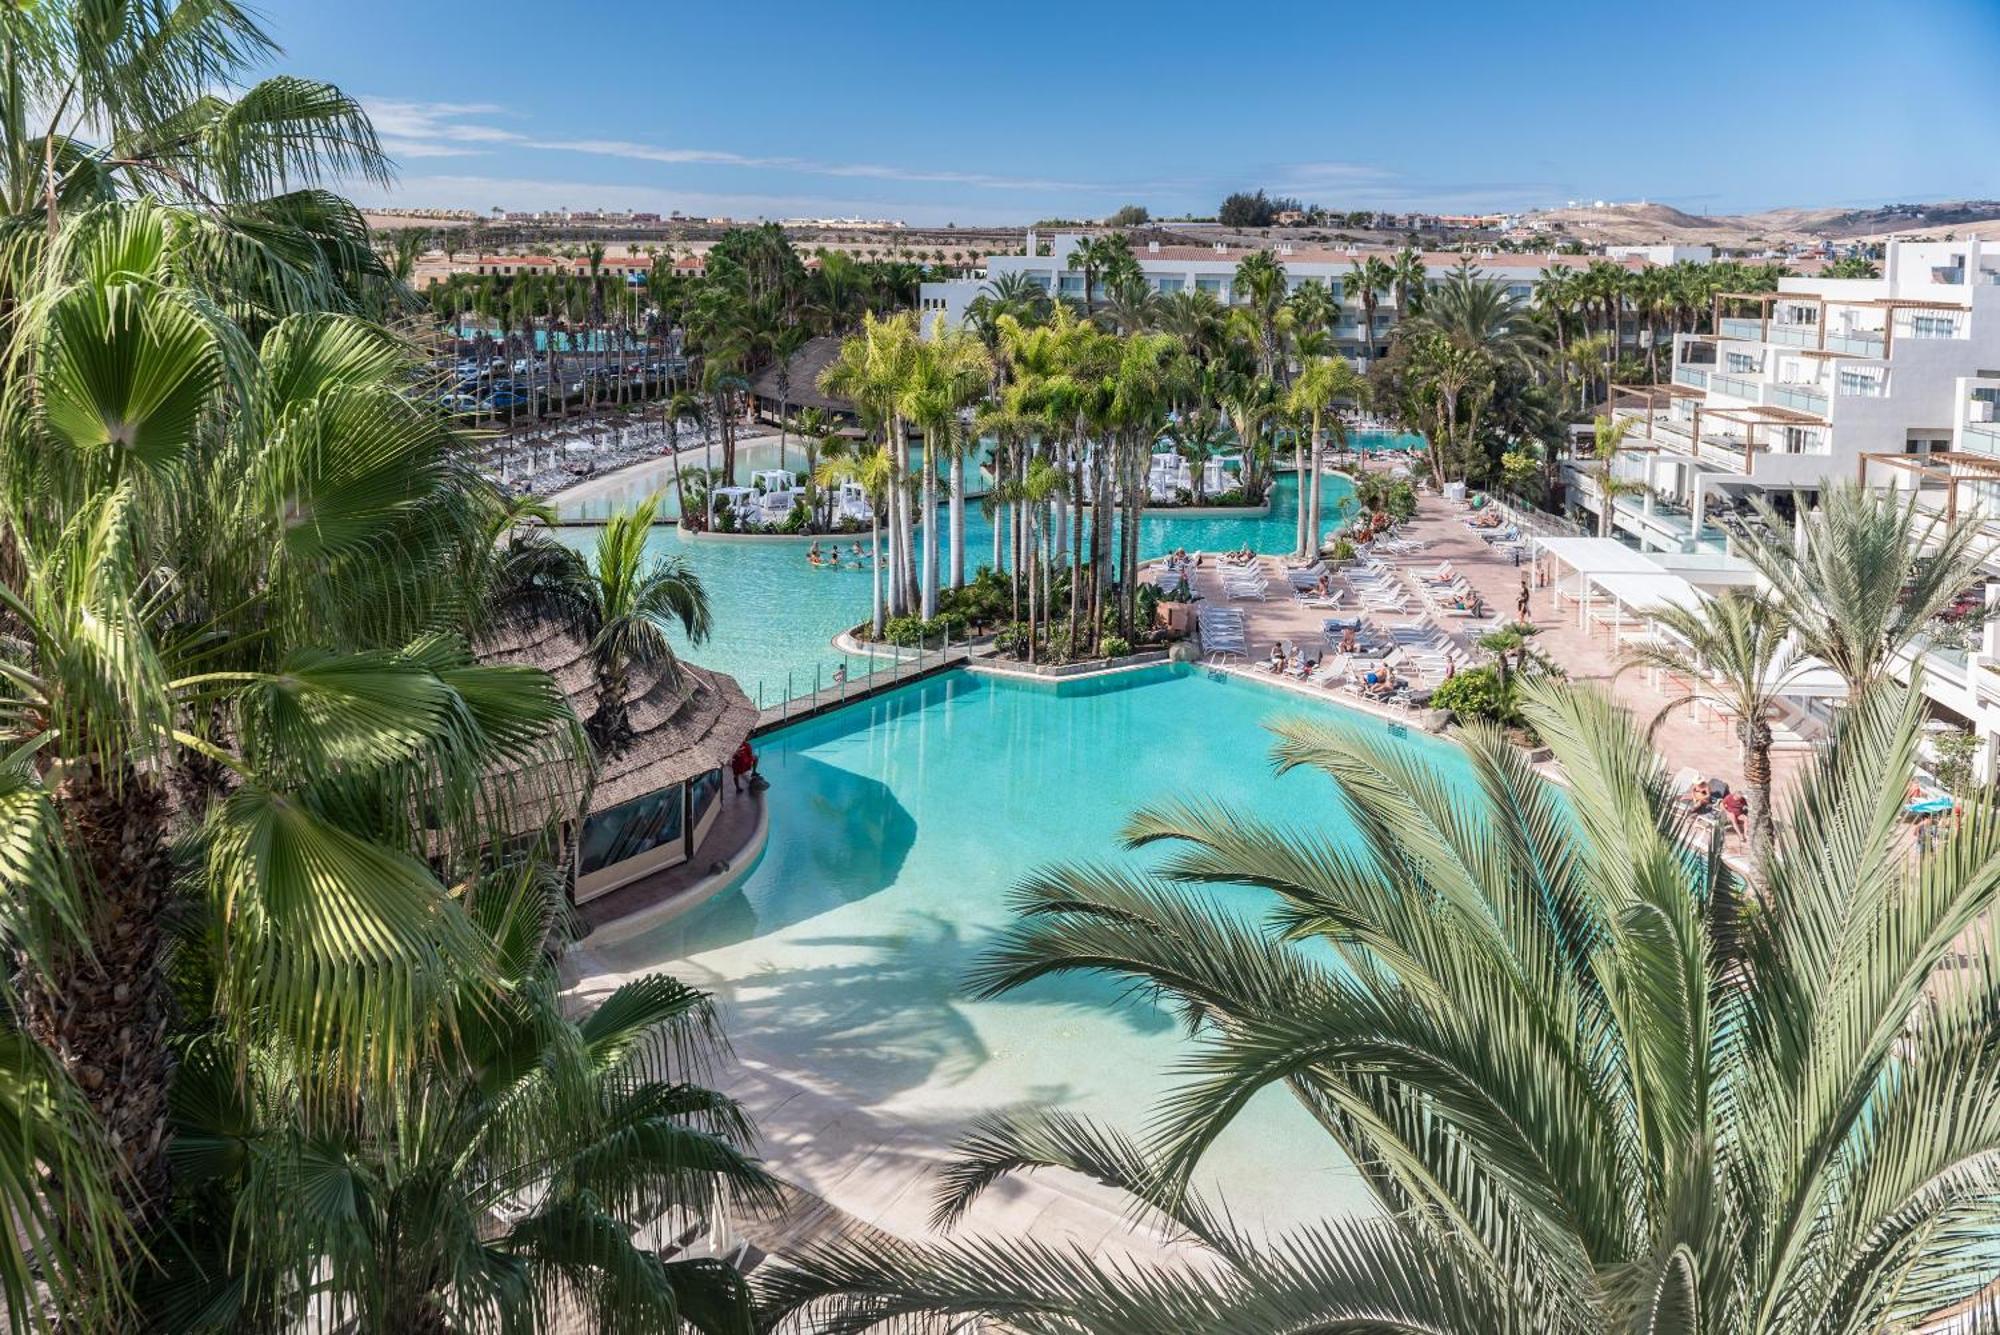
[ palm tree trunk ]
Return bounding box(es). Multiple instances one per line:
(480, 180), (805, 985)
(1308, 416), (1324, 556)
(870, 513), (884, 637)
(950, 453), (967, 591)
(22, 762), (175, 1236)
(1293, 427), (1308, 557)
(920, 445), (939, 620)
(1745, 722), (1775, 881)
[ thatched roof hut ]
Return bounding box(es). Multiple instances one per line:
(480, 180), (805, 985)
(748, 335), (859, 424)
(478, 619), (756, 823)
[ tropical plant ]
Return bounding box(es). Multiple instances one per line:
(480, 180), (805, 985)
(157, 869), (777, 1333)
(1286, 356), (1363, 557)
(1346, 253), (1395, 364)
(495, 493), (711, 755)
(0, 203), (586, 1321)
(0, 0), (392, 310)
(1622, 591), (1807, 878)
(1583, 413), (1644, 537)
(759, 679), (2000, 1335)
(1731, 480), (1994, 696)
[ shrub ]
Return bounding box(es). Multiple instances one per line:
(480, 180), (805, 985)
(1100, 635), (1132, 658)
(1431, 666), (1513, 725)
(1135, 583), (1160, 626)
(883, 612), (968, 648)
(994, 621), (1031, 655)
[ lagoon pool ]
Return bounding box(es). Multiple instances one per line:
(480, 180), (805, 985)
(1349, 428), (1427, 452)
(587, 664), (1445, 1236)
(555, 471), (1355, 707)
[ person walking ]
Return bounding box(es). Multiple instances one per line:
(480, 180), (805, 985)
(1516, 574), (1531, 622)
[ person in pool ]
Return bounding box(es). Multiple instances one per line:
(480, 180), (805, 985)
(828, 548), (841, 566)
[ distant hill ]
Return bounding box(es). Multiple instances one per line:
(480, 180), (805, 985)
(1521, 199), (2000, 249)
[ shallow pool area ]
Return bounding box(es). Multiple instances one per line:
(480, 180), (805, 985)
(554, 470), (1355, 707)
(583, 663), (1442, 1237)
(1349, 428), (1428, 452)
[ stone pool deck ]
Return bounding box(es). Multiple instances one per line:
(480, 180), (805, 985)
(1149, 481), (1813, 854)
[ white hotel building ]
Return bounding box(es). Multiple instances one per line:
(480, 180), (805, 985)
(1582, 237), (2000, 557)
(918, 231), (1676, 365)
(1580, 237), (2000, 775)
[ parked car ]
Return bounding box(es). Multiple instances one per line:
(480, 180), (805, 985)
(435, 393), (481, 414)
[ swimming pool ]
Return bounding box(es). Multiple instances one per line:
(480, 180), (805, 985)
(554, 470), (1355, 707)
(1348, 428), (1427, 452)
(585, 664), (1449, 1236)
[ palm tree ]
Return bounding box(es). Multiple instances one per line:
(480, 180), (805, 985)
(761, 680), (2000, 1335)
(1732, 481), (1996, 697)
(899, 321), (993, 614)
(0, 0), (391, 304)
(816, 446), (895, 637)
(1167, 405), (1226, 504)
(1232, 250), (1291, 379)
(1583, 413), (1646, 536)
(1414, 262), (1546, 368)
(1388, 245), (1428, 321)
(1346, 253), (1395, 364)
(0, 206), (583, 1314)
(162, 873), (776, 1331)
(1287, 355), (1364, 557)
(1065, 233), (1129, 310)
(1622, 591), (1809, 879)
(503, 494), (711, 756)
(820, 311), (922, 615)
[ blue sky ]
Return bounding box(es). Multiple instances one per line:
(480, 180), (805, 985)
(260, 0), (2000, 223)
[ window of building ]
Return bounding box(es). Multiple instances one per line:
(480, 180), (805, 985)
(1724, 352), (1759, 374)
(1838, 368), (1887, 397)
(1154, 277), (1184, 294)
(578, 784), (687, 876)
(1058, 275), (1084, 297)
(1195, 276), (1224, 295)
(1906, 313), (1961, 339)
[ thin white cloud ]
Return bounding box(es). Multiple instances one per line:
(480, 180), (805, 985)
(362, 98), (1111, 193)
(352, 173), (1003, 224)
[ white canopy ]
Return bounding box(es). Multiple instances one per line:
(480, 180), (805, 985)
(1592, 571), (1708, 617)
(1534, 537), (1664, 576)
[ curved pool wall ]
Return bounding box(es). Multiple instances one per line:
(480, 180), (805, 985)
(553, 470), (1355, 708)
(585, 662), (1465, 1236)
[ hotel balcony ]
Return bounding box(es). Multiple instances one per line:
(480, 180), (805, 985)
(1824, 328), (1885, 355)
(1709, 371), (1762, 401)
(1768, 383), (1829, 415)
(1766, 323), (1818, 348)
(1673, 365), (1709, 390)
(1719, 316), (1764, 341)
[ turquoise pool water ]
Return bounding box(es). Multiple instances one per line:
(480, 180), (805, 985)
(1348, 428), (1427, 452)
(555, 470), (1355, 707)
(590, 664), (1457, 1234)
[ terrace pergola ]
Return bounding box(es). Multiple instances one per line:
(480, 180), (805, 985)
(1700, 404), (1825, 476)
(1856, 450), (2000, 523)
(1715, 289), (1970, 356)
(1610, 382), (1706, 451)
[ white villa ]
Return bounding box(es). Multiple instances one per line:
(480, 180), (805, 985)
(918, 231), (1662, 366)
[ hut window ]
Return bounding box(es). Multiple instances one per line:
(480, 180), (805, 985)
(579, 783), (687, 875)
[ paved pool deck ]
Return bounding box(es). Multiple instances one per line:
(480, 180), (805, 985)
(1149, 477), (1813, 852)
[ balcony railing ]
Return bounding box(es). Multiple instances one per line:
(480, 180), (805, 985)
(1769, 383), (1828, 415)
(1824, 329), (1884, 355)
(1673, 365), (1709, 390)
(1965, 420), (2000, 451)
(1710, 373), (1760, 400)
(1719, 316), (1764, 341)
(1767, 324), (1817, 348)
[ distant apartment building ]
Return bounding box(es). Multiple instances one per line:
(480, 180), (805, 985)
(917, 231), (1660, 365)
(1579, 238), (2000, 558)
